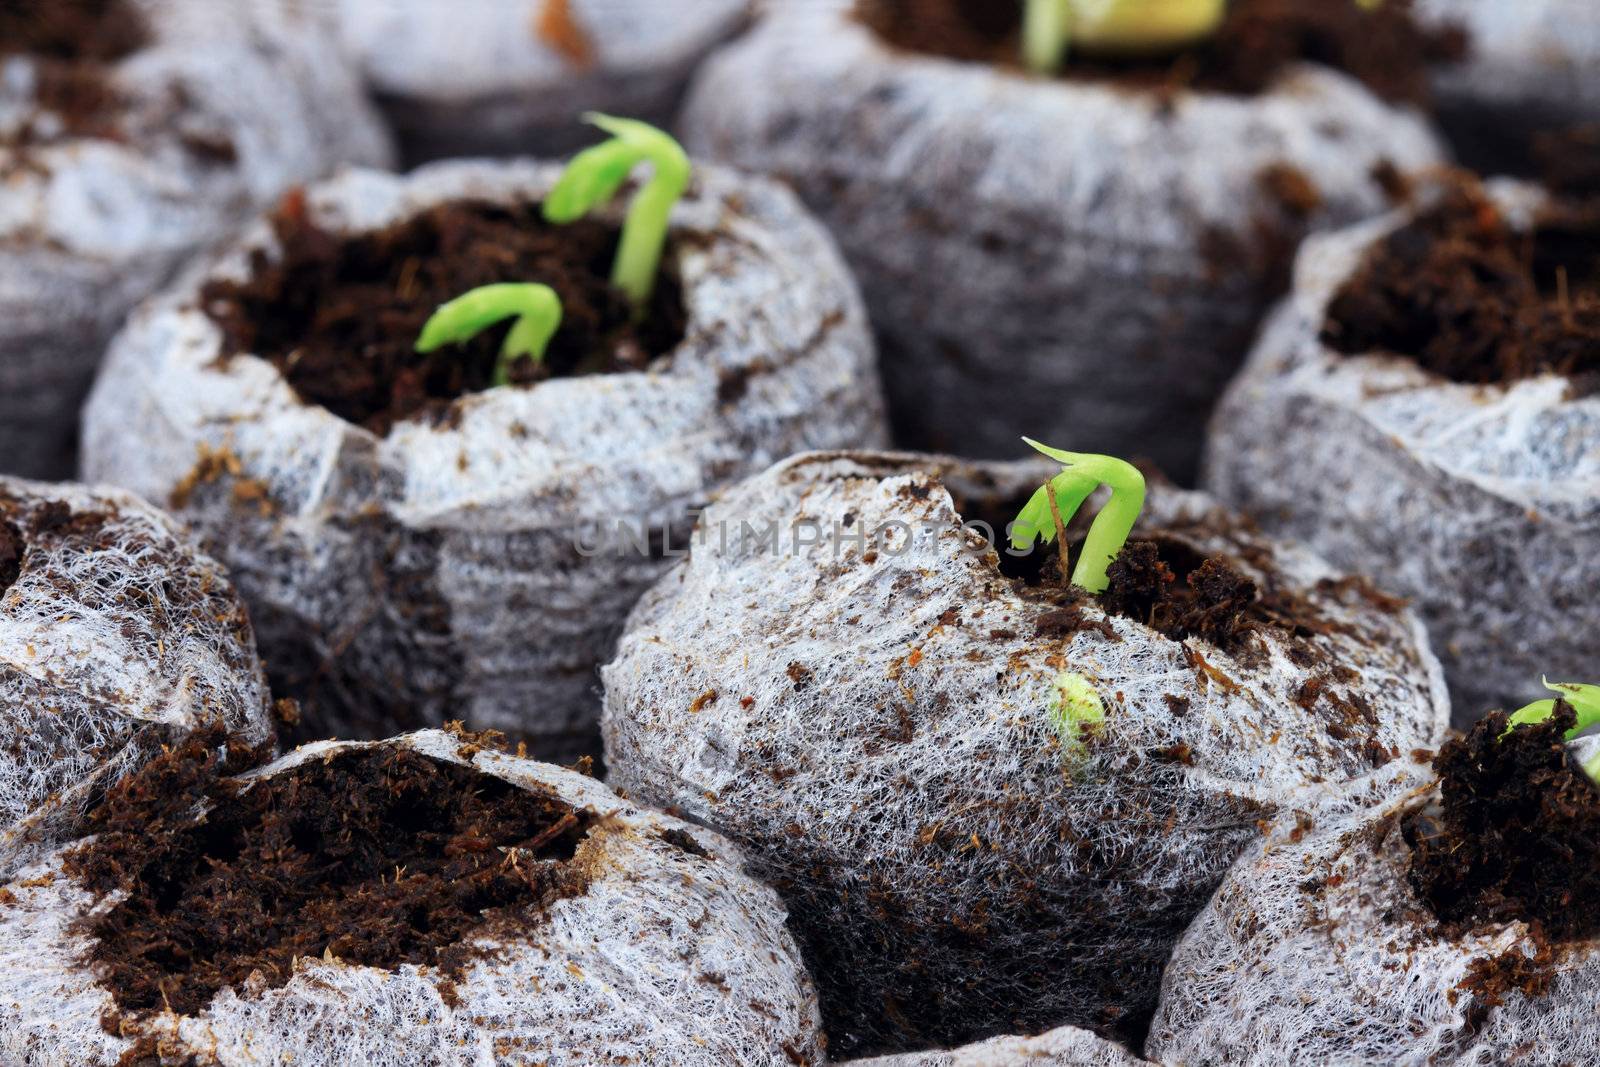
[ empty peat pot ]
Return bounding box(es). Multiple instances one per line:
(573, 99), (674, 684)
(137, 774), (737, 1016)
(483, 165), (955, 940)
(1150, 704), (1600, 1066)
(333, 0), (748, 164)
(80, 159), (886, 759)
(601, 450), (1449, 1056)
(677, 0), (1448, 479)
(0, 477), (272, 878)
(1413, 0), (1600, 172)
(0, 729), (824, 1066)
(1203, 175), (1600, 726)
(843, 1025), (1150, 1066)
(0, 0), (391, 480)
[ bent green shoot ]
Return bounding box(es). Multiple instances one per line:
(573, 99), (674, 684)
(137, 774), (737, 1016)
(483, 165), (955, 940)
(543, 113), (691, 315)
(1050, 670), (1106, 760)
(1023, 0), (1227, 73)
(1009, 438), (1145, 594)
(1505, 679), (1600, 735)
(415, 283), (563, 387)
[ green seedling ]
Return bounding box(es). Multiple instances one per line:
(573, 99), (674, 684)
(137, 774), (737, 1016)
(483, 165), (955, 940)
(1504, 679), (1600, 782)
(415, 283), (563, 387)
(543, 113), (691, 315)
(1009, 438), (1146, 594)
(1049, 670), (1107, 763)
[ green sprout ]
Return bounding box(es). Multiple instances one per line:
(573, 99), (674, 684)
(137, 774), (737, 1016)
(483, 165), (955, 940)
(1009, 438), (1146, 594)
(415, 283), (563, 386)
(1504, 679), (1600, 781)
(1023, 0), (1227, 73)
(543, 113), (691, 315)
(1050, 670), (1106, 758)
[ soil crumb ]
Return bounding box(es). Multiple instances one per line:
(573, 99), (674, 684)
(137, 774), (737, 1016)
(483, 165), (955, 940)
(0, 519), (21, 598)
(202, 193), (687, 436)
(1406, 703), (1600, 942)
(0, 0), (147, 147)
(66, 728), (596, 1017)
(1323, 177), (1600, 384)
(856, 0), (1462, 104)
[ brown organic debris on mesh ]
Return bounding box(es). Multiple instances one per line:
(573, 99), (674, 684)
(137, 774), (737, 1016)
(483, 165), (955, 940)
(1323, 177), (1600, 385)
(202, 191), (687, 436)
(0, 0), (147, 147)
(855, 0), (1462, 104)
(1406, 703), (1600, 943)
(66, 727), (597, 1018)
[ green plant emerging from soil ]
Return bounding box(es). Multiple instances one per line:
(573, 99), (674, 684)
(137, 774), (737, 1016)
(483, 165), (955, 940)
(415, 283), (563, 386)
(1023, 0), (1227, 73)
(544, 113), (691, 315)
(1010, 438), (1146, 594)
(1505, 680), (1600, 781)
(1050, 670), (1107, 757)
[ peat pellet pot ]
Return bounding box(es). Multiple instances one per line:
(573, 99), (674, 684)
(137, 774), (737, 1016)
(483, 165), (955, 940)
(602, 450), (1449, 1055)
(0, 0), (391, 479)
(1151, 704), (1600, 1066)
(333, 0), (748, 164)
(81, 159), (886, 758)
(1203, 175), (1600, 726)
(0, 729), (824, 1066)
(678, 1), (1447, 479)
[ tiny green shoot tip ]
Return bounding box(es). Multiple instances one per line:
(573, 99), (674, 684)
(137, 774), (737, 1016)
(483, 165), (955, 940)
(1050, 670), (1106, 756)
(1009, 438), (1146, 594)
(543, 113), (691, 315)
(415, 282), (563, 387)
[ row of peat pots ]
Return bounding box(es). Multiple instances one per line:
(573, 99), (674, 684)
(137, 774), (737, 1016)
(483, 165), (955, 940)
(1, 1), (1598, 1066)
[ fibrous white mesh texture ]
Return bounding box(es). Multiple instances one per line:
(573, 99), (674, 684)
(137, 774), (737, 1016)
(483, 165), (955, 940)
(1148, 757), (1600, 1067)
(0, 476), (272, 879)
(80, 159), (887, 759)
(601, 450), (1450, 1055)
(1414, 0), (1600, 145)
(0, 729), (826, 1067)
(1201, 179), (1600, 726)
(677, 6), (1446, 479)
(0, 0), (393, 479)
(334, 0), (748, 164)
(844, 1025), (1151, 1067)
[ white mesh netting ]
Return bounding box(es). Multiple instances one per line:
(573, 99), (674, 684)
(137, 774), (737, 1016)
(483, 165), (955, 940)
(80, 159), (887, 759)
(334, 0), (748, 164)
(844, 1025), (1150, 1067)
(676, 4), (1446, 479)
(1201, 179), (1600, 726)
(0, 476), (272, 878)
(0, 0), (392, 479)
(0, 729), (826, 1067)
(601, 450), (1450, 1055)
(1414, 0), (1600, 154)
(1148, 757), (1600, 1066)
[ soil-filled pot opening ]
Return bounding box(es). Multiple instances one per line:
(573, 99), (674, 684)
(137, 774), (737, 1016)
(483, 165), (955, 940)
(66, 730), (598, 1018)
(854, 0), (1459, 104)
(202, 192), (689, 436)
(1406, 704), (1600, 946)
(1323, 179), (1600, 388)
(0, 0), (148, 146)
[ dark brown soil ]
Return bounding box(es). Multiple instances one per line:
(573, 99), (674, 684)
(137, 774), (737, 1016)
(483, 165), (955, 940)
(0, 0), (147, 147)
(202, 190), (687, 436)
(1406, 703), (1600, 942)
(1324, 177), (1600, 385)
(67, 727), (596, 1018)
(856, 0), (1462, 104)
(0, 519), (21, 598)
(1534, 124), (1600, 202)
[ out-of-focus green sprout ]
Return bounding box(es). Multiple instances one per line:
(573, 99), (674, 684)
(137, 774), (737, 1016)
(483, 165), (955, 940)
(1504, 679), (1600, 783)
(415, 283), (563, 386)
(1050, 670), (1107, 758)
(1023, 0), (1227, 73)
(1009, 438), (1146, 594)
(543, 113), (691, 315)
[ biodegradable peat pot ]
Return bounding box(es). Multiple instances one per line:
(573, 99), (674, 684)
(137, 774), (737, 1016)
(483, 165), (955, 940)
(0, 728), (825, 1066)
(1413, 0), (1600, 172)
(334, 0), (749, 165)
(677, 1), (1448, 480)
(1203, 176), (1600, 728)
(843, 1025), (1151, 1067)
(0, 0), (392, 481)
(0, 477), (272, 878)
(1150, 706), (1600, 1067)
(81, 159), (887, 759)
(601, 450), (1449, 1055)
